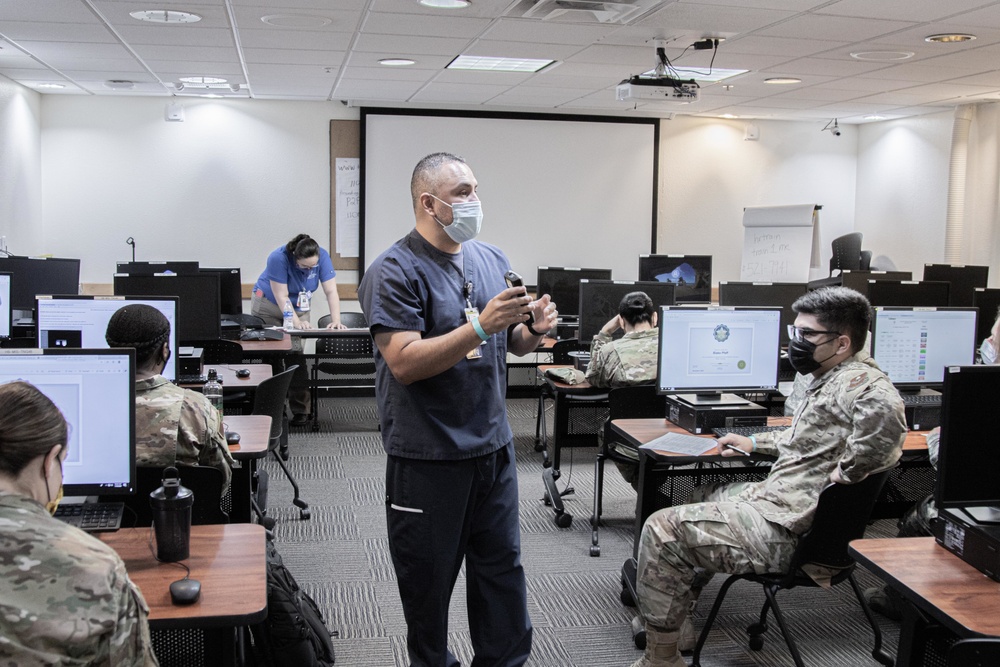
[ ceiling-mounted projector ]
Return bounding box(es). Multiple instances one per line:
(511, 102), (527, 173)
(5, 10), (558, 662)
(616, 75), (700, 103)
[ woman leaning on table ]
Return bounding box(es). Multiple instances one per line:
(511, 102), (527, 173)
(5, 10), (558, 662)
(0, 381), (158, 666)
(251, 233), (346, 427)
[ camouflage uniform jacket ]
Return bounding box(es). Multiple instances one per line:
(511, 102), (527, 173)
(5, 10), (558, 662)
(585, 328), (658, 388)
(135, 375), (234, 493)
(0, 493), (159, 666)
(741, 352), (905, 535)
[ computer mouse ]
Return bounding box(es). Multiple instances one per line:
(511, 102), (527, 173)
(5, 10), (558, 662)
(169, 578), (201, 605)
(236, 368), (251, 379)
(226, 431), (241, 445)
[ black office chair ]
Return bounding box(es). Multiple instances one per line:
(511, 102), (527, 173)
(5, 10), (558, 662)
(252, 366), (310, 521)
(318, 312), (368, 329)
(590, 384), (665, 557)
(312, 313), (375, 431)
(690, 468), (894, 667)
(860, 249), (873, 271)
(829, 232), (864, 274)
(185, 338), (244, 365)
(948, 638), (1000, 666)
(106, 465), (229, 527)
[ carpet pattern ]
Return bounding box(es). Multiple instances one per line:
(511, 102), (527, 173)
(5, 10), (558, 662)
(261, 396), (903, 667)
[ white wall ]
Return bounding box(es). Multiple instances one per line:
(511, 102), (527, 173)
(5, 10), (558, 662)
(657, 116), (859, 285)
(0, 76), (42, 253)
(855, 111), (953, 277)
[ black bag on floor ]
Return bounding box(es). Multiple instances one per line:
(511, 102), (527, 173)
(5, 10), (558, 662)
(250, 538), (335, 666)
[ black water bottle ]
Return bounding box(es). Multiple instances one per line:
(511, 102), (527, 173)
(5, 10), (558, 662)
(150, 467), (194, 562)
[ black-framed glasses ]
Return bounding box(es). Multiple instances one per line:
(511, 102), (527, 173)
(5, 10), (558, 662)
(787, 325), (840, 343)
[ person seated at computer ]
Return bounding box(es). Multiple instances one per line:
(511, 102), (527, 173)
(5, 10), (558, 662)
(585, 291), (658, 489)
(251, 233), (346, 427)
(105, 304), (234, 493)
(628, 287), (905, 667)
(0, 381), (159, 666)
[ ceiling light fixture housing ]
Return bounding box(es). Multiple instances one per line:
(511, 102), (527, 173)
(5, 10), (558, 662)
(36, 83), (65, 89)
(764, 77), (802, 84)
(851, 51), (914, 61)
(419, 0), (471, 8)
(261, 14), (332, 28)
(179, 76), (227, 84)
(130, 10), (202, 23)
(104, 80), (135, 90)
(379, 58), (416, 66)
(447, 55), (553, 72)
(926, 33), (976, 43)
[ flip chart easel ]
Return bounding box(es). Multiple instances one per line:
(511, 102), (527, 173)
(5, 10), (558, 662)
(739, 204), (820, 282)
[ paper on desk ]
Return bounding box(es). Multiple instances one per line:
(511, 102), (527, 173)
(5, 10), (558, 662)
(639, 431), (718, 456)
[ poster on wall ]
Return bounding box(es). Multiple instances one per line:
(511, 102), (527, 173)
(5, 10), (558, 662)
(335, 157), (360, 258)
(739, 204), (820, 282)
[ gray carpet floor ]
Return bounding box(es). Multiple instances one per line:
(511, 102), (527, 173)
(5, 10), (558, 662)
(261, 396), (903, 667)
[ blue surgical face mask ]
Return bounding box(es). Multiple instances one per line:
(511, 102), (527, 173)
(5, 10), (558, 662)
(981, 338), (997, 365)
(430, 195), (483, 243)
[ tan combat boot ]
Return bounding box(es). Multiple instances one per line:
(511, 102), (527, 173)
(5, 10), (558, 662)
(628, 626), (687, 667)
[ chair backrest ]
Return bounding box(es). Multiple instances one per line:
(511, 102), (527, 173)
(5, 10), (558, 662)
(186, 338), (244, 365)
(859, 249), (872, 271)
(318, 312), (368, 329)
(948, 639), (1000, 666)
(252, 365), (297, 442)
(791, 468), (892, 571)
(830, 232), (864, 273)
(108, 465), (228, 527)
(551, 338), (585, 364)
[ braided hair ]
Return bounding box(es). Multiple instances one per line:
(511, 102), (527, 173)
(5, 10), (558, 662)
(105, 304), (171, 369)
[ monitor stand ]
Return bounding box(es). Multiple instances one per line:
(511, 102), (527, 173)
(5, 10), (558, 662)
(962, 505), (1000, 526)
(675, 393), (754, 408)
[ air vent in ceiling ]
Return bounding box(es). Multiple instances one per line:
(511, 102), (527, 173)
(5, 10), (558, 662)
(510, 0), (662, 24)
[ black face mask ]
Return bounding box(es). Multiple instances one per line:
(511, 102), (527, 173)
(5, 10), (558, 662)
(787, 337), (839, 374)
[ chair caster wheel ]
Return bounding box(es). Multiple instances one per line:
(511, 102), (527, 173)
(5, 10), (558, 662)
(749, 635), (765, 651)
(632, 616), (646, 649)
(590, 545), (601, 557)
(534, 440), (545, 452)
(300, 508), (311, 520)
(554, 512), (572, 528)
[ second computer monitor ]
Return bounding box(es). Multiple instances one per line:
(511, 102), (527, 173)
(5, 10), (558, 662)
(0, 256), (81, 312)
(577, 280), (676, 343)
(656, 306), (781, 396)
(116, 260), (200, 275)
(867, 280), (950, 308)
(870, 307), (978, 389)
(973, 288), (1000, 346)
(0, 272), (10, 338)
(35, 295), (179, 381)
(535, 267), (612, 319)
(923, 264), (989, 307)
(200, 267), (243, 315)
(114, 273), (221, 342)
(718, 281), (808, 347)
(638, 255), (712, 303)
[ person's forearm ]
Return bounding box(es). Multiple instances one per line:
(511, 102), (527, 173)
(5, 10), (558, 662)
(377, 326), (487, 385)
(270, 282), (301, 326)
(509, 323), (544, 356)
(323, 279), (341, 323)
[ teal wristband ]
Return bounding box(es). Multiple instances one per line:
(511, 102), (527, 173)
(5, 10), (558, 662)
(471, 316), (489, 342)
(750, 435), (757, 452)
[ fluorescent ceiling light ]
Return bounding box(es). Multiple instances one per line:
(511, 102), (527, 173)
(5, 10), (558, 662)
(764, 77), (801, 84)
(447, 55), (553, 72)
(641, 66), (747, 83)
(130, 10), (202, 23)
(864, 115), (886, 121)
(379, 58), (416, 66)
(261, 14), (331, 28)
(851, 51), (914, 61)
(925, 33), (976, 43)
(36, 83), (65, 89)
(420, 0), (471, 8)
(180, 76), (227, 84)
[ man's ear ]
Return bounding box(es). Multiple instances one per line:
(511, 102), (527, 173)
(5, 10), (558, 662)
(837, 334), (852, 355)
(652, 311), (658, 327)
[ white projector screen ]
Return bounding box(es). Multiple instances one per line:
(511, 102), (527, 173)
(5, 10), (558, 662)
(361, 109), (658, 287)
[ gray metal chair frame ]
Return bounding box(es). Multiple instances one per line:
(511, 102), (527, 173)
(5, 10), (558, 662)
(252, 365), (310, 521)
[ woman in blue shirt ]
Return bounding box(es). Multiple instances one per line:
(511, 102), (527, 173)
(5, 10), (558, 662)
(252, 233), (346, 425)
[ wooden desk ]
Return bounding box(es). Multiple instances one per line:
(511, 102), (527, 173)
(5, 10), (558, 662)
(207, 363), (272, 388)
(849, 537), (1000, 665)
(222, 415), (270, 524)
(237, 332), (292, 353)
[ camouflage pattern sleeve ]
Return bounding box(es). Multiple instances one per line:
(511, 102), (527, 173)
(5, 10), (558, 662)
(926, 428), (940, 469)
(833, 374), (905, 484)
(108, 559), (160, 666)
(177, 390), (234, 493)
(585, 329), (658, 389)
(585, 332), (615, 388)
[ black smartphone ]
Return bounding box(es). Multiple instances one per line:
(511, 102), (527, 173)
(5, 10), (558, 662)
(504, 270), (525, 290)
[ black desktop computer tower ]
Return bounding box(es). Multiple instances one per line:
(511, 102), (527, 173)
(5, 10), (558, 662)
(934, 507), (1000, 582)
(665, 395), (767, 435)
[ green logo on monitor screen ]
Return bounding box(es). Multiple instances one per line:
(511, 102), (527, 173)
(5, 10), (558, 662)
(737, 360), (746, 370)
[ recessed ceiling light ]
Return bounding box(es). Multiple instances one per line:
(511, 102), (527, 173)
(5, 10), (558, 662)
(864, 115), (886, 121)
(180, 76), (227, 84)
(419, 0), (471, 8)
(379, 58), (416, 67)
(720, 114), (739, 119)
(36, 83), (65, 89)
(105, 80), (135, 90)
(851, 51), (914, 61)
(261, 14), (332, 28)
(764, 77), (802, 84)
(925, 33), (976, 43)
(130, 10), (202, 23)
(447, 55), (553, 72)
(641, 66), (747, 83)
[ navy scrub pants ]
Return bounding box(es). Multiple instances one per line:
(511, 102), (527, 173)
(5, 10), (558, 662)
(385, 440), (532, 667)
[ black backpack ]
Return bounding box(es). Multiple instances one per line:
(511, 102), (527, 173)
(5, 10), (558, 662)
(250, 538), (336, 666)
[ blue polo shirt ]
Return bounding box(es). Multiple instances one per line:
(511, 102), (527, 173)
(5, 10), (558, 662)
(253, 245), (336, 311)
(359, 230), (514, 460)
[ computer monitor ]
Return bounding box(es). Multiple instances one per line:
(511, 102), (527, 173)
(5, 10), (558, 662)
(973, 288), (1000, 347)
(638, 255), (712, 303)
(0, 348), (136, 497)
(935, 365), (1000, 523)
(116, 261), (200, 275)
(867, 280), (950, 308)
(0, 272), (10, 338)
(0, 256), (81, 312)
(114, 273), (221, 342)
(656, 306), (781, 401)
(200, 267), (243, 315)
(870, 307), (978, 390)
(577, 280), (676, 343)
(35, 295), (179, 381)
(923, 264), (989, 307)
(718, 282), (808, 347)
(535, 267), (613, 319)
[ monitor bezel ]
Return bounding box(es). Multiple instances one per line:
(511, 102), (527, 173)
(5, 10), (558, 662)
(973, 288), (1000, 348)
(115, 260), (201, 275)
(113, 273), (222, 342)
(0, 256), (82, 312)
(200, 267), (243, 316)
(717, 281), (808, 347)
(576, 279), (676, 343)
(0, 271), (11, 339)
(535, 266), (613, 319)
(923, 263), (989, 308)
(866, 279), (951, 308)
(655, 305), (782, 396)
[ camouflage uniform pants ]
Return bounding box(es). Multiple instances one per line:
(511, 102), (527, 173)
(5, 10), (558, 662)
(635, 482), (798, 630)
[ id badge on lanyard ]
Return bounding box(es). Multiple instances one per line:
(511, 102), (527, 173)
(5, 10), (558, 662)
(297, 291), (311, 312)
(464, 281), (484, 360)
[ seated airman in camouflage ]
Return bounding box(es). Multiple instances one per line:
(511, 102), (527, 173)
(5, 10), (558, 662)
(0, 381), (158, 666)
(585, 291), (658, 489)
(630, 286), (906, 667)
(105, 304), (234, 493)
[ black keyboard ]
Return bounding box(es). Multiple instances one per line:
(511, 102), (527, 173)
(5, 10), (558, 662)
(53, 502), (124, 532)
(712, 425), (790, 439)
(240, 329), (284, 341)
(175, 374), (207, 385)
(901, 393), (943, 407)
